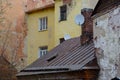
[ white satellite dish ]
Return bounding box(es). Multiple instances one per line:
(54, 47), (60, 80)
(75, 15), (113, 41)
(75, 14), (85, 25)
(64, 34), (71, 40)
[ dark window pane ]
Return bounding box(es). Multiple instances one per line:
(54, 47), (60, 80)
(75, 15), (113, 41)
(60, 5), (67, 21)
(60, 38), (65, 43)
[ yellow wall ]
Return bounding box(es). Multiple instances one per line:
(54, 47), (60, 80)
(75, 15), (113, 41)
(54, 0), (98, 45)
(82, 0), (98, 9)
(26, 0), (98, 65)
(27, 7), (55, 64)
(54, 0), (81, 45)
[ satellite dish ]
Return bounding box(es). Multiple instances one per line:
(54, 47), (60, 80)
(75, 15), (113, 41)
(75, 14), (85, 25)
(64, 34), (71, 40)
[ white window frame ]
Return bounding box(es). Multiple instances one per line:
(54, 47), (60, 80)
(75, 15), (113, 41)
(38, 46), (48, 58)
(39, 17), (47, 31)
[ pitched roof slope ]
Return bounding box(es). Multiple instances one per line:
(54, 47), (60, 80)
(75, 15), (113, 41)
(25, 0), (54, 13)
(17, 37), (97, 76)
(92, 0), (120, 17)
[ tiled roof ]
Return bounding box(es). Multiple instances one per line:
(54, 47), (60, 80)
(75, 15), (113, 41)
(17, 37), (98, 76)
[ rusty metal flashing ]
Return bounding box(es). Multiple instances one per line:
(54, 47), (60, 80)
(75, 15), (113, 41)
(26, 3), (54, 14)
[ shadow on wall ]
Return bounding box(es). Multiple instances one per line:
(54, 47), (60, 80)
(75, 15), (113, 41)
(111, 77), (120, 80)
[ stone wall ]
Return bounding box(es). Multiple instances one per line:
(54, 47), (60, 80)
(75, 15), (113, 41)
(93, 6), (120, 80)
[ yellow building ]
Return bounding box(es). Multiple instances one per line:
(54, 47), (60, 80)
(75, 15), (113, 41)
(54, 0), (81, 45)
(26, 4), (55, 64)
(54, 0), (98, 45)
(26, 0), (98, 65)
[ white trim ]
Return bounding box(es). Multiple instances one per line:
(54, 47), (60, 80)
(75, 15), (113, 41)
(38, 17), (47, 31)
(38, 47), (47, 58)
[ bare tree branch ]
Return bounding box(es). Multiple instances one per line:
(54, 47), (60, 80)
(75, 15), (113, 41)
(0, 0), (26, 71)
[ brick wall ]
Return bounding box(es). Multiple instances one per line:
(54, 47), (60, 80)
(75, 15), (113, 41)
(80, 8), (93, 45)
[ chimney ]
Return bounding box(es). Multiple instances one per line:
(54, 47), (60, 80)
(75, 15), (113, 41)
(80, 8), (93, 45)
(63, 0), (72, 5)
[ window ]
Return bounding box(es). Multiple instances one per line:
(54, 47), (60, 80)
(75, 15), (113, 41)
(38, 46), (48, 58)
(60, 5), (67, 21)
(59, 38), (65, 43)
(47, 55), (57, 62)
(39, 17), (47, 31)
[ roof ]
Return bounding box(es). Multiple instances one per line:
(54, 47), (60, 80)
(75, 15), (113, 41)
(92, 0), (120, 18)
(17, 37), (98, 76)
(25, 0), (54, 13)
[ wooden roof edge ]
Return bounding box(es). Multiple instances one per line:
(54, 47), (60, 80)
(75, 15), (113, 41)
(22, 56), (95, 72)
(17, 66), (99, 77)
(92, 0), (120, 19)
(16, 70), (69, 77)
(92, 5), (120, 19)
(22, 66), (69, 71)
(91, 0), (100, 17)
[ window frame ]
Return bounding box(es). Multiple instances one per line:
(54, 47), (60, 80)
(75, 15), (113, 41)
(39, 17), (48, 31)
(38, 46), (48, 58)
(59, 5), (67, 21)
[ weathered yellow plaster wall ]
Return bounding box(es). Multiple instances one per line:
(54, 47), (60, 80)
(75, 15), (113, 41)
(26, 0), (98, 65)
(54, 0), (81, 45)
(27, 7), (55, 64)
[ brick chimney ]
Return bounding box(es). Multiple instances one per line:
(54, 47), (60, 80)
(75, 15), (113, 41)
(63, 0), (72, 5)
(80, 8), (93, 45)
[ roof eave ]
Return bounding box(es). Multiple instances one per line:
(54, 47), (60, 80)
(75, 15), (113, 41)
(16, 70), (70, 77)
(92, 5), (120, 19)
(16, 67), (99, 77)
(26, 3), (54, 14)
(92, 0), (120, 19)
